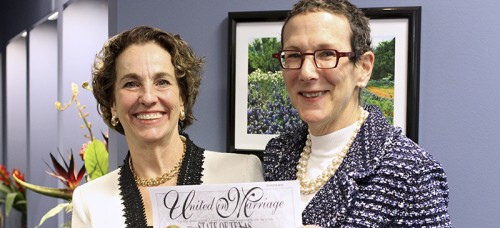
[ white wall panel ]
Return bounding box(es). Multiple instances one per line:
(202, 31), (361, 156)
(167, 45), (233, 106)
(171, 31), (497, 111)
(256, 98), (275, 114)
(5, 34), (28, 228)
(28, 19), (59, 228)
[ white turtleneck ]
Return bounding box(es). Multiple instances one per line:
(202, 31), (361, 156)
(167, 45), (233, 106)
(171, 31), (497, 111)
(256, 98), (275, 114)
(300, 122), (358, 212)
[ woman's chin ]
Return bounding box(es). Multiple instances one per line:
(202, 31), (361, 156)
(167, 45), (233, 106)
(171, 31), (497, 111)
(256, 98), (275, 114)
(299, 113), (326, 126)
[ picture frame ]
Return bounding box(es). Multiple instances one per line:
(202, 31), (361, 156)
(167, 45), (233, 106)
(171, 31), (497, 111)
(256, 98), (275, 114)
(228, 7), (421, 156)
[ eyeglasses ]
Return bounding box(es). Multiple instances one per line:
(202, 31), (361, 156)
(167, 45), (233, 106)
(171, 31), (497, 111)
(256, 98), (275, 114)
(272, 49), (356, 69)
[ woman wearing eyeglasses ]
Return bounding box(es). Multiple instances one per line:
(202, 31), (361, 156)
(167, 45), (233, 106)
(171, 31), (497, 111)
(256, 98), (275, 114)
(264, 0), (451, 227)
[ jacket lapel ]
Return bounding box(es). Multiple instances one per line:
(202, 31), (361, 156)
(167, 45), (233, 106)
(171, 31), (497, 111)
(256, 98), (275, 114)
(302, 106), (396, 226)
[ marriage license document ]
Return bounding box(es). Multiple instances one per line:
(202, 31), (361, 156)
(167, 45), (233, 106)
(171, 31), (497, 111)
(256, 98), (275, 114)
(149, 180), (301, 228)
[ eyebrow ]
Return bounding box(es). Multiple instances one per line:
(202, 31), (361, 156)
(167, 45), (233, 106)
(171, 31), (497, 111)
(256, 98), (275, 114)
(283, 43), (341, 51)
(118, 72), (173, 83)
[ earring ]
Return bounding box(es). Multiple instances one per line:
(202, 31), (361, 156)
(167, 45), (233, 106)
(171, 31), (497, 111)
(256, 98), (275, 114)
(179, 110), (186, 121)
(111, 116), (119, 127)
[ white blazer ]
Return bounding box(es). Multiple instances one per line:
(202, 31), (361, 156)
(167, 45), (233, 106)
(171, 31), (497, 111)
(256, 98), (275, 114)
(71, 151), (264, 227)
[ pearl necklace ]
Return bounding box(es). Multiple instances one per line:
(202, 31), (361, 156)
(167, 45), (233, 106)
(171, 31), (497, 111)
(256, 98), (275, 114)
(296, 108), (368, 195)
(129, 136), (186, 187)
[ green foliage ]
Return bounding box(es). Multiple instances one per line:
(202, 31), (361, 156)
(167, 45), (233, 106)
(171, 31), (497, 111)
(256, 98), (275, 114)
(3, 190), (26, 216)
(372, 38), (395, 81)
(0, 187), (27, 217)
(247, 69), (302, 134)
(368, 79), (394, 88)
(362, 89), (394, 124)
(248, 69), (288, 104)
(246, 36), (398, 130)
(248, 37), (281, 73)
(364, 38), (396, 124)
(83, 139), (109, 181)
(35, 202), (72, 228)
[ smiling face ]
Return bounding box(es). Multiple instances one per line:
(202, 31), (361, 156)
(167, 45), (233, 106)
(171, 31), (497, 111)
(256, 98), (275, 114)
(282, 11), (373, 136)
(111, 42), (184, 145)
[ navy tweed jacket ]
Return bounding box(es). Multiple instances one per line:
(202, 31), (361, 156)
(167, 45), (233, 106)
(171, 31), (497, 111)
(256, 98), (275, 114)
(264, 106), (451, 227)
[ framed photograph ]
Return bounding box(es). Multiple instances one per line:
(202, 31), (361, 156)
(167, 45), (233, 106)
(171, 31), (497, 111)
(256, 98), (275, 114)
(228, 7), (421, 155)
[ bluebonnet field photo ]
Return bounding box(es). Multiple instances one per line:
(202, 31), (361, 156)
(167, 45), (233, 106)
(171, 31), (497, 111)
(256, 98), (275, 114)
(246, 36), (396, 135)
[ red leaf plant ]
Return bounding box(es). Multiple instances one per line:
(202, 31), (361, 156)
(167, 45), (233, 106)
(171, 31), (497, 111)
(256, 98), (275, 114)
(0, 165), (27, 217)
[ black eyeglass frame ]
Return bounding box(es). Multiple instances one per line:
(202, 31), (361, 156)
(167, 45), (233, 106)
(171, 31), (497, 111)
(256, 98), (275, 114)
(272, 49), (356, 69)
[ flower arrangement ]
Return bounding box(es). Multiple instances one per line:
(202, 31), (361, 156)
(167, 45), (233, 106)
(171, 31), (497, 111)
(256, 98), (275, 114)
(0, 165), (27, 218)
(13, 82), (109, 227)
(55, 82), (109, 182)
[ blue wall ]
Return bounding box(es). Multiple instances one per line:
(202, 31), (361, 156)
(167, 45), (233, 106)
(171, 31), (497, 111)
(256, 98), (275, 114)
(1, 1), (107, 227)
(1, 0), (500, 227)
(110, 0), (500, 226)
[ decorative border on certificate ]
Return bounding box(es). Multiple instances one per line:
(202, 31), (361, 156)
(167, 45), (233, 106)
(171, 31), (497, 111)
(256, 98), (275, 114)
(149, 181), (301, 228)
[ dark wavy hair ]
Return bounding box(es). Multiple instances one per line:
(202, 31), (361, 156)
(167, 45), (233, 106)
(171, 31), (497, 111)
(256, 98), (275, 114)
(281, 0), (372, 62)
(91, 26), (204, 134)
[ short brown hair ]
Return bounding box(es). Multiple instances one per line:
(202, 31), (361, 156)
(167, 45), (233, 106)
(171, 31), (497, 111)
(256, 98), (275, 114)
(92, 26), (204, 134)
(282, 0), (372, 62)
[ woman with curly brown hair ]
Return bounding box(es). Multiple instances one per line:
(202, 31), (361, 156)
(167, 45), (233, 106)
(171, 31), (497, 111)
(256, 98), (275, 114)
(71, 26), (263, 227)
